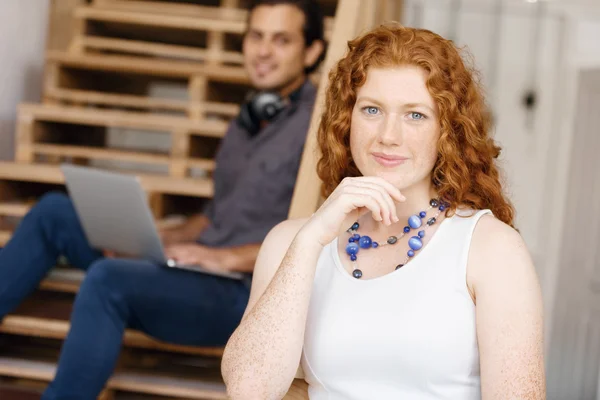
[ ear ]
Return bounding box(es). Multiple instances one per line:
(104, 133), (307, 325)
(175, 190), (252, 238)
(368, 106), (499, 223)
(304, 40), (325, 69)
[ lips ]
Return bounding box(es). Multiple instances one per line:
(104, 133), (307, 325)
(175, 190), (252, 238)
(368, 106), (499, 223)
(254, 63), (275, 75)
(372, 152), (408, 167)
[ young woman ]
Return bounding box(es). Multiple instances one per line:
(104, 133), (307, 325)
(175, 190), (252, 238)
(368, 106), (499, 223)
(222, 24), (545, 400)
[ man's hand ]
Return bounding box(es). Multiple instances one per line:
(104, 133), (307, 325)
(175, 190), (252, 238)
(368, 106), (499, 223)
(164, 243), (225, 271)
(158, 214), (211, 246)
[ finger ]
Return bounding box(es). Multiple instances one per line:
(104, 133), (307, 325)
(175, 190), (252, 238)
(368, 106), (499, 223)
(346, 186), (392, 225)
(349, 176), (406, 202)
(343, 192), (387, 225)
(346, 181), (398, 223)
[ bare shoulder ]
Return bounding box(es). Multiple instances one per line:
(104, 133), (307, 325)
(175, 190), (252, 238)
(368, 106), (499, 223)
(243, 218), (309, 318)
(467, 214), (537, 298)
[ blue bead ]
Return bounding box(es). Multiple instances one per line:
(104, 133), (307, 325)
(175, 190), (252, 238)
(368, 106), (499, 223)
(403, 226), (410, 233)
(358, 235), (372, 249)
(351, 222), (360, 230)
(408, 249), (415, 257)
(346, 242), (359, 256)
(352, 233), (360, 241)
(408, 236), (423, 250)
(372, 242), (379, 248)
(408, 215), (422, 229)
(418, 230), (425, 238)
(350, 254), (357, 261)
(439, 205), (446, 211)
(419, 211), (426, 218)
(348, 237), (355, 243)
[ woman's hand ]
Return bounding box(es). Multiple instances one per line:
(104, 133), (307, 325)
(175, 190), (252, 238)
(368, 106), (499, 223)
(300, 177), (405, 246)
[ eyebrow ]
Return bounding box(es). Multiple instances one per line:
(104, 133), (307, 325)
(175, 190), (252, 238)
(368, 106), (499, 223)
(247, 29), (296, 38)
(356, 96), (436, 114)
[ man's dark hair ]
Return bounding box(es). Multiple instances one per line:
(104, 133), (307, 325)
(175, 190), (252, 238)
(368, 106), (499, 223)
(248, 0), (326, 73)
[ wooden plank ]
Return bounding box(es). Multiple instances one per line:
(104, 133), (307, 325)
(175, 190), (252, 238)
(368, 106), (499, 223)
(45, 88), (240, 118)
(47, 87), (190, 112)
(80, 36), (245, 64)
(90, 0), (334, 39)
(0, 357), (227, 399)
(19, 103), (228, 138)
(40, 268), (85, 294)
(46, 51), (249, 83)
(0, 231), (11, 247)
(75, 6), (247, 34)
(46, 0), (87, 52)
(0, 316), (224, 358)
(0, 162), (214, 198)
(32, 144), (172, 166)
(288, 0), (363, 219)
(93, 0), (247, 20)
(0, 202), (31, 217)
(30, 144), (217, 175)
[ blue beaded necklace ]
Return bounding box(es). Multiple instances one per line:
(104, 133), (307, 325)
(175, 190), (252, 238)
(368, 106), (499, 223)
(345, 198), (448, 279)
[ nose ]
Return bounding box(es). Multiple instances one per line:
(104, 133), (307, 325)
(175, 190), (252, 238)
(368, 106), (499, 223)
(377, 114), (403, 146)
(257, 39), (273, 58)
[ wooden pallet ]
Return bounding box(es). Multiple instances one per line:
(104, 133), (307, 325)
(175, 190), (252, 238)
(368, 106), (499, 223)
(44, 50), (249, 120)
(14, 103), (226, 178)
(74, 1), (335, 60)
(0, 163), (213, 228)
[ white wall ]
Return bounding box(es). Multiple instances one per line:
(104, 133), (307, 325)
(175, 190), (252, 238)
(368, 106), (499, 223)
(403, 0), (563, 267)
(0, 0), (50, 160)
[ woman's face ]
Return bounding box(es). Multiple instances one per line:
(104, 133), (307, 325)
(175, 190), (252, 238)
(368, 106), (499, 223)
(350, 65), (441, 191)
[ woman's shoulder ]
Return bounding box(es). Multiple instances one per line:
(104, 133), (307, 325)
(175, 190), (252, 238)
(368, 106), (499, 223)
(467, 212), (534, 292)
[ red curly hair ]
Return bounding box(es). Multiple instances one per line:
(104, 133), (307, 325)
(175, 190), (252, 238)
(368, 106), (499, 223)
(316, 24), (515, 226)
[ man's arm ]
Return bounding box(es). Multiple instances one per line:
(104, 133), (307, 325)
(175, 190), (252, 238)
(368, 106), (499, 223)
(160, 214), (211, 245)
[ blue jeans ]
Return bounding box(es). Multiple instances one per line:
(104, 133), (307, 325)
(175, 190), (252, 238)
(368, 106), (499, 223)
(0, 193), (251, 399)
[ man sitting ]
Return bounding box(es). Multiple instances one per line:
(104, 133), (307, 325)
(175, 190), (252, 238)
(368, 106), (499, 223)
(0, 0), (325, 398)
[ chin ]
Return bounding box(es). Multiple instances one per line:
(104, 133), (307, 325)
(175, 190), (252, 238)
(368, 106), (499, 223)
(250, 76), (282, 91)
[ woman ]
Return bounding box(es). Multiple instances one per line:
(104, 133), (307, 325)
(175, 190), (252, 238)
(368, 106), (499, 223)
(222, 24), (545, 400)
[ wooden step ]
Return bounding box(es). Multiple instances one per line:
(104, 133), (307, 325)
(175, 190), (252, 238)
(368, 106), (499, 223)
(30, 144), (216, 172)
(0, 162), (213, 198)
(40, 268), (84, 294)
(78, 36), (245, 65)
(91, 0), (334, 39)
(0, 202), (32, 217)
(75, 5), (246, 34)
(45, 88), (240, 122)
(0, 386), (41, 400)
(0, 357), (227, 399)
(0, 316), (224, 358)
(19, 103), (228, 138)
(46, 51), (249, 83)
(0, 230), (11, 247)
(93, 0), (249, 20)
(45, 88), (240, 118)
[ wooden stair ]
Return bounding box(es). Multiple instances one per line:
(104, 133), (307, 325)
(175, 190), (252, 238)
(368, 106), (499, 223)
(0, 162), (213, 198)
(0, 356), (227, 399)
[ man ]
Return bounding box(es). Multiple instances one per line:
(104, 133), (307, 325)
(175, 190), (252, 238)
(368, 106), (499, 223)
(0, 1), (325, 398)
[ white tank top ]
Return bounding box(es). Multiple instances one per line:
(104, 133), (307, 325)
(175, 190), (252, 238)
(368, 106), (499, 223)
(301, 209), (491, 400)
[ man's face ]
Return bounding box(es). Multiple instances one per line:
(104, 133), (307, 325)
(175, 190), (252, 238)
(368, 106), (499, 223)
(243, 4), (310, 93)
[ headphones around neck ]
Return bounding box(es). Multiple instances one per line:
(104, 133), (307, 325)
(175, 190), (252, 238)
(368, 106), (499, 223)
(236, 84), (304, 137)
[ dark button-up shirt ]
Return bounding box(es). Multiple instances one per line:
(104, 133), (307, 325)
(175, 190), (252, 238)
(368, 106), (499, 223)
(197, 80), (316, 247)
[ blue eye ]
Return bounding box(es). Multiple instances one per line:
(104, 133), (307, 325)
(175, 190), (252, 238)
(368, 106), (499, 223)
(363, 106), (379, 115)
(410, 112), (425, 120)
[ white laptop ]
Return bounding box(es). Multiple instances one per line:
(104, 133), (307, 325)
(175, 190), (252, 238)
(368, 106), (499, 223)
(60, 164), (245, 280)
